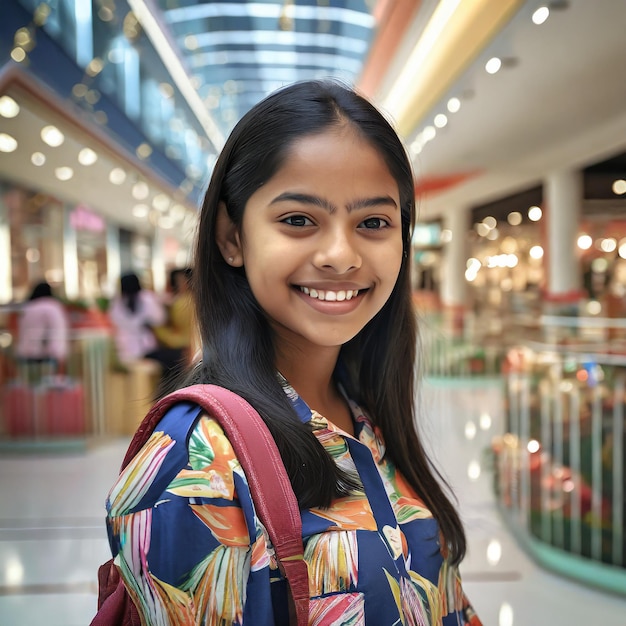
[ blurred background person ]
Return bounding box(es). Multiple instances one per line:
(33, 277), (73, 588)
(152, 267), (198, 388)
(108, 272), (165, 366)
(14, 280), (69, 373)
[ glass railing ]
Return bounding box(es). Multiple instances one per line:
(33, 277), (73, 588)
(420, 311), (626, 596)
(495, 339), (625, 594)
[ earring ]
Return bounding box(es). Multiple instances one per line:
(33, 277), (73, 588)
(227, 256), (234, 264)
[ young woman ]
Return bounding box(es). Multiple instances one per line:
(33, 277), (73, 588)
(105, 81), (481, 625)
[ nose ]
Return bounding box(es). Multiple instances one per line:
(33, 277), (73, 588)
(312, 226), (362, 274)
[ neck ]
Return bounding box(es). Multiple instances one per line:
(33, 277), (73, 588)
(276, 344), (339, 406)
(276, 344), (354, 435)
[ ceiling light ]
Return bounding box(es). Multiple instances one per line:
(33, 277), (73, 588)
(0, 95), (20, 118)
(136, 142), (152, 159)
(0, 133), (18, 152)
(485, 57), (502, 74)
(577, 234), (592, 250)
(591, 257), (608, 273)
(98, 6), (114, 22)
(447, 97), (461, 113)
(170, 203), (187, 221)
(184, 34), (198, 50)
(153, 193), (170, 212)
(529, 245), (543, 259)
(159, 83), (174, 98)
(14, 27), (32, 47)
(612, 179), (626, 195)
(434, 113), (448, 128)
(528, 205), (542, 221)
(532, 6), (550, 24)
(10, 47), (26, 63)
(86, 57), (104, 77)
(507, 211), (522, 225)
(600, 238), (617, 253)
(41, 125), (64, 147)
(422, 125), (436, 142)
(85, 90), (101, 105)
(31, 151), (46, 166)
(109, 167), (126, 185)
(78, 147), (98, 165)
(55, 166), (74, 181)
(483, 216), (497, 229)
(132, 204), (149, 218)
(475, 223), (490, 237)
(132, 181), (150, 200)
(410, 141), (422, 157)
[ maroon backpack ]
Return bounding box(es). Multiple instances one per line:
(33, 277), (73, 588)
(90, 384), (309, 626)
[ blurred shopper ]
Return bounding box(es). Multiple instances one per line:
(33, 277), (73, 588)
(15, 281), (69, 370)
(151, 267), (198, 388)
(108, 272), (166, 365)
(153, 267), (196, 358)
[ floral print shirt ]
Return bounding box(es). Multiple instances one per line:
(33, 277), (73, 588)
(106, 383), (481, 625)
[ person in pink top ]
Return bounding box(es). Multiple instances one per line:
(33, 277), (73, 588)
(108, 272), (166, 365)
(15, 281), (69, 367)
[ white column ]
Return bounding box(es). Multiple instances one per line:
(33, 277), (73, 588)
(105, 224), (121, 298)
(441, 207), (469, 308)
(151, 228), (166, 294)
(42, 202), (64, 287)
(545, 169), (583, 296)
(0, 189), (11, 303)
(63, 203), (79, 300)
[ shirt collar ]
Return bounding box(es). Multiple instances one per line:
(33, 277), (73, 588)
(277, 372), (313, 424)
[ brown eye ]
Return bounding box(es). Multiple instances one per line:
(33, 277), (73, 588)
(283, 215), (313, 227)
(360, 217), (388, 229)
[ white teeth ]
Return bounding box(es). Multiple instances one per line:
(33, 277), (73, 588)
(299, 287), (359, 301)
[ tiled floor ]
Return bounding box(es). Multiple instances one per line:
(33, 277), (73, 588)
(0, 379), (624, 625)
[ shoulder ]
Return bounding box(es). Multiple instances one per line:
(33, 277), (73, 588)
(107, 404), (240, 516)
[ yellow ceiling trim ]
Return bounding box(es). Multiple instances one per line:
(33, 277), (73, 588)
(382, 0), (524, 137)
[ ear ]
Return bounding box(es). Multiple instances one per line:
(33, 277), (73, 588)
(215, 202), (244, 267)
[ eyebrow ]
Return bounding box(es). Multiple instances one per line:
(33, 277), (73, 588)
(270, 192), (398, 214)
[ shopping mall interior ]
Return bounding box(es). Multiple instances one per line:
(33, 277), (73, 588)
(0, 0), (625, 624)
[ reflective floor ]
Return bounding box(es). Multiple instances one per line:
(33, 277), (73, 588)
(0, 379), (624, 625)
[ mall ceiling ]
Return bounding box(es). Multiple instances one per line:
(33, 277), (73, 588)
(154, 0), (378, 136)
(2, 0), (626, 230)
(148, 0), (626, 220)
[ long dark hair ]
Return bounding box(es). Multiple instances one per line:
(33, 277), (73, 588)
(29, 281), (53, 301)
(189, 80), (466, 563)
(120, 272), (142, 314)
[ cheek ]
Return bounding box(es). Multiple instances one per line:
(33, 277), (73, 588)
(385, 237), (404, 279)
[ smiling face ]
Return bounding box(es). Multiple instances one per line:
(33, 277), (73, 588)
(217, 124), (404, 360)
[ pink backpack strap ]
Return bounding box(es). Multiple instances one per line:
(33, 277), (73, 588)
(123, 384), (309, 626)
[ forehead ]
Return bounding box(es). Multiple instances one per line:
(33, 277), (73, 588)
(266, 126), (398, 194)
